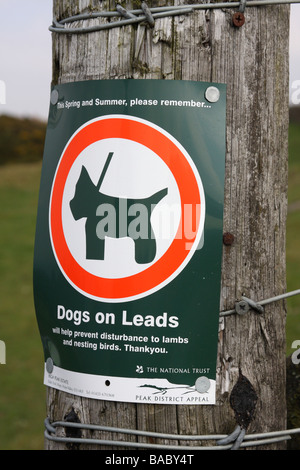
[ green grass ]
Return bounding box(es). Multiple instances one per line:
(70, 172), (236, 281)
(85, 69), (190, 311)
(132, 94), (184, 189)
(0, 122), (299, 449)
(287, 123), (300, 204)
(286, 210), (300, 354)
(0, 163), (45, 450)
(286, 123), (300, 355)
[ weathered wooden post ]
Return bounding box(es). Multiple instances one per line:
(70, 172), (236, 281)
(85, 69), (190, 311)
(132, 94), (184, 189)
(41, 0), (289, 450)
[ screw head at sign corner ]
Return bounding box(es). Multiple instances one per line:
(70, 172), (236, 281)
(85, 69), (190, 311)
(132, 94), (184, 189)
(205, 86), (220, 103)
(50, 89), (59, 105)
(46, 357), (54, 374)
(195, 376), (211, 394)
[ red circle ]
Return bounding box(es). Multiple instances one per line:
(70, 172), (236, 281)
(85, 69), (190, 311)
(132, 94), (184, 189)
(50, 116), (202, 300)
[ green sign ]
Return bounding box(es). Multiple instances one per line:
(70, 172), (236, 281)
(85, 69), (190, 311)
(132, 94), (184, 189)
(34, 79), (226, 405)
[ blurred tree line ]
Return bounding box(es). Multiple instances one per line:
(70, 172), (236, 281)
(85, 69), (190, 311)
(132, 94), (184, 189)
(0, 114), (46, 165)
(290, 106), (300, 123)
(0, 108), (299, 166)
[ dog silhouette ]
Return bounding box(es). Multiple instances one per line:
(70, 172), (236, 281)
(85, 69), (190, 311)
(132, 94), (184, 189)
(69, 155), (168, 264)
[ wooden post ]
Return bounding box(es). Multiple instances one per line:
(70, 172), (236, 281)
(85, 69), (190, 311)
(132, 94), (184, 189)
(46, 0), (290, 450)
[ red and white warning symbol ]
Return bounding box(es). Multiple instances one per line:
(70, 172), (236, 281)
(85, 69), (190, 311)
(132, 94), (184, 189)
(49, 115), (205, 302)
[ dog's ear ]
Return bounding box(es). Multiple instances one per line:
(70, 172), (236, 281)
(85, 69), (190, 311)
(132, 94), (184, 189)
(69, 166), (99, 220)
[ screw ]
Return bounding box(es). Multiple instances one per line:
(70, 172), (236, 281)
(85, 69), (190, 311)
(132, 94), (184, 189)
(232, 12), (245, 27)
(195, 376), (211, 393)
(235, 301), (250, 316)
(50, 89), (59, 105)
(205, 86), (220, 103)
(46, 357), (54, 374)
(223, 232), (235, 246)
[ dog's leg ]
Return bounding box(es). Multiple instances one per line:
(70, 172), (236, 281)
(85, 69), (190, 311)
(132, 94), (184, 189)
(133, 236), (156, 264)
(85, 217), (105, 260)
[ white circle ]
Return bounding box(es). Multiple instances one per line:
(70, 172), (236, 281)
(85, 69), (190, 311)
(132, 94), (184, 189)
(62, 138), (181, 278)
(50, 114), (206, 302)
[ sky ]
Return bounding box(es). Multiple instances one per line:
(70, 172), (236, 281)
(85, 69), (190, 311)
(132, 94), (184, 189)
(0, 0), (299, 120)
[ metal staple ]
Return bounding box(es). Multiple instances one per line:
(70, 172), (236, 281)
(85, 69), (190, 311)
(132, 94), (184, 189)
(49, 0), (300, 34)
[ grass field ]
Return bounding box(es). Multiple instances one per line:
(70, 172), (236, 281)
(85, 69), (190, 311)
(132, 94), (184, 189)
(0, 124), (299, 450)
(0, 163), (45, 450)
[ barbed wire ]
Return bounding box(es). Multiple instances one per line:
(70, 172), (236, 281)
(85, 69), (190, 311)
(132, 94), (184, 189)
(49, 0), (300, 34)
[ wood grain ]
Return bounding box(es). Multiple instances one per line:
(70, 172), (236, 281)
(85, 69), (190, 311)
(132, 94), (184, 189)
(46, 0), (290, 450)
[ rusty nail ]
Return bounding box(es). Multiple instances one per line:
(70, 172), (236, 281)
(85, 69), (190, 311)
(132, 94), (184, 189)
(232, 12), (245, 27)
(223, 232), (235, 246)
